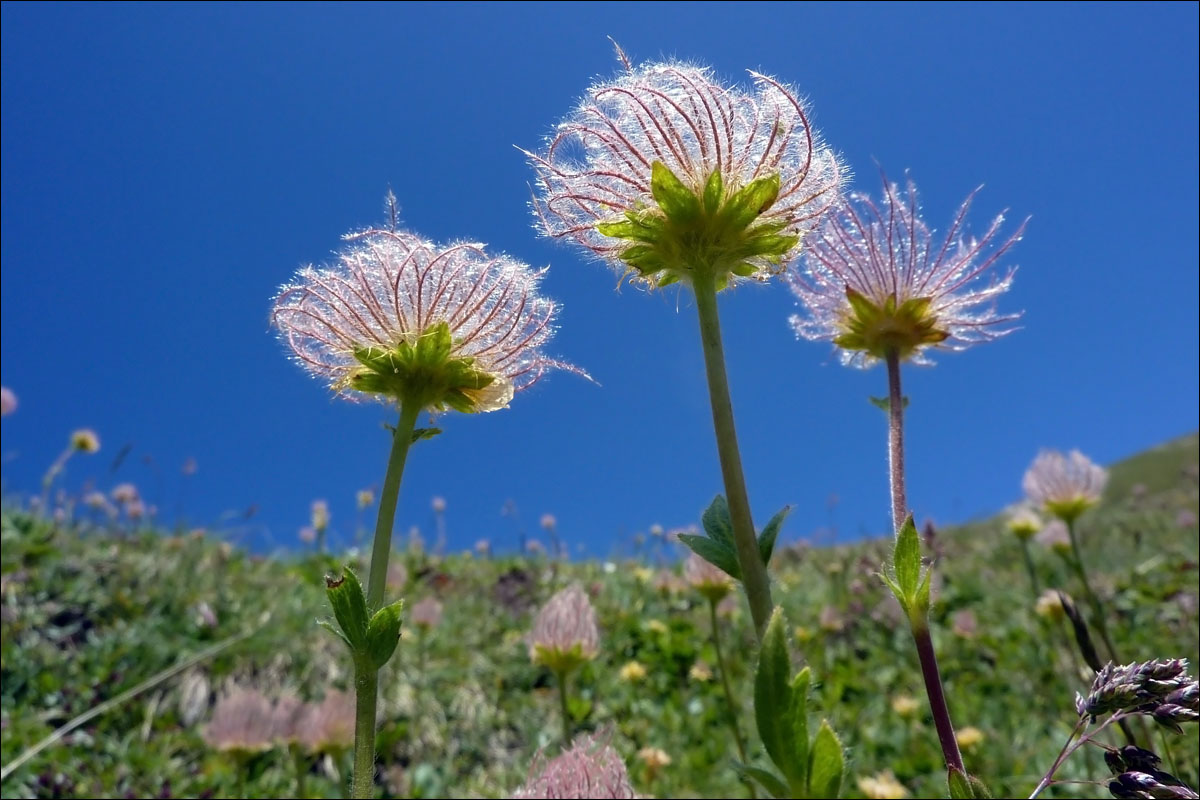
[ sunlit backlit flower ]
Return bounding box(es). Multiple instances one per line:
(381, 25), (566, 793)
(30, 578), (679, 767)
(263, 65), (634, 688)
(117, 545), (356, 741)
(513, 729), (635, 799)
(431, 496), (447, 513)
(272, 215), (580, 413)
(637, 746), (671, 779)
(787, 173), (1025, 367)
(956, 726), (985, 749)
(529, 583), (600, 675)
(1023, 449), (1108, 522)
(689, 661), (713, 682)
(0, 386), (17, 417)
(540, 513), (557, 532)
(528, 50), (843, 290)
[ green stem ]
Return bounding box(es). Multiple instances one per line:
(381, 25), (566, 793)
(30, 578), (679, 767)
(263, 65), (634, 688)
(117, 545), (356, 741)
(710, 599), (755, 798)
(291, 744), (308, 799)
(351, 402), (421, 799)
(557, 668), (572, 746)
(366, 403), (421, 611)
(40, 448), (73, 517)
(691, 271), (772, 640)
(885, 350), (965, 777)
(1065, 519), (1119, 663)
(1019, 539), (1041, 598)
(351, 660), (380, 799)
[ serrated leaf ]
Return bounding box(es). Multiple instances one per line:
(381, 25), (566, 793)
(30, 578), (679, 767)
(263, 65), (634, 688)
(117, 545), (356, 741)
(650, 161), (700, 222)
(677, 534), (740, 580)
(755, 608), (796, 776)
(892, 514), (922, 601)
(807, 720), (844, 799)
(948, 768), (973, 799)
(325, 568), (369, 651)
(701, 495), (735, 550)
(788, 667), (811, 792)
(734, 765), (790, 799)
(758, 505), (792, 567)
(365, 599), (404, 669)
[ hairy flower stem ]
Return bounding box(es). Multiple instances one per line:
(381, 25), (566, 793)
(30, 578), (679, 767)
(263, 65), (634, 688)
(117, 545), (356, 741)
(40, 448), (74, 517)
(556, 668), (572, 746)
(366, 404), (421, 610)
(710, 599), (755, 799)
(885, 350), (966, 777)
(352, 661), (380, 799)
(1019, 539), (1041, 597)
(1065, 519), (1119, 663)
(692, 272), (772, 640)
(351, 402), (420, 799)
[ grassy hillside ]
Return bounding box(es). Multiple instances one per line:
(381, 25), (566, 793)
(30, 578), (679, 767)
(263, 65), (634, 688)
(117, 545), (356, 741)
(1, 435), (1197, 799)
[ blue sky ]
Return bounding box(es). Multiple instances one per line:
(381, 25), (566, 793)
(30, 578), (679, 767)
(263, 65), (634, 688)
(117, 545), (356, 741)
(2, 2), (1197, 556)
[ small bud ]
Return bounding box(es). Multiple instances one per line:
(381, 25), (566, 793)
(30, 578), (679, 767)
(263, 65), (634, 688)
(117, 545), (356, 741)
(70, 429), (100, 453)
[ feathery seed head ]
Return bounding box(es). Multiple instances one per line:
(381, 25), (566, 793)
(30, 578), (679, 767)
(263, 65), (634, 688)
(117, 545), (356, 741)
(787, 173), (1025, 367)
(411, 597), (443, 631)
(683, 551), (734, 602)
(1036, 520), (1073, 556)
(272, 220), (580, 413)
(356, 489), (375, 510)
(618, 660), (647, 682)
(528, 53), (843, 290)
(310, 499), (330, 532)
(0, 386), (16, 417)
(1024, 449), (1108, 522)
(70, 429), (100, 453)
(529, 583), (599, 675)
(202, 686), (277, 755)
(513, 728), (636, 799)
(1007, 503), (1042, 541)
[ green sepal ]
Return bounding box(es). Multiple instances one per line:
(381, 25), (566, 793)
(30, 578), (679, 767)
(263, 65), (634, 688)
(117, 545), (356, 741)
(703, 169), (724, 214)
(733, 764), (790, 799)
(365, 599), (404, 669)
(325, 568), (369, 651)
(755, 608), (797, 777)
(758, 505), (791, 567)
(596, 218), (660, 244)
(807, 720), (845, 799)
(347, 321), (499, 412)
(532, 643), (591, 676)
(650, 161), (701, 223)
(720, 173), (781, 229)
